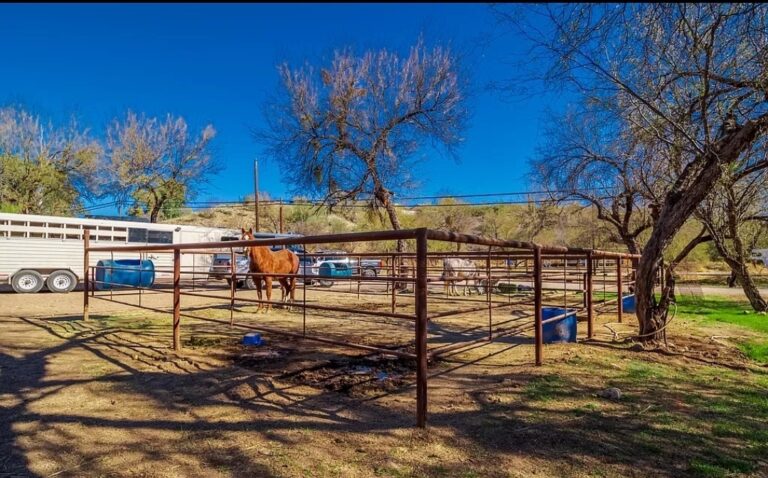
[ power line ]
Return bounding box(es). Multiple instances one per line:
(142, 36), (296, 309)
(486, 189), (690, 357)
(80, 187), (615, 214)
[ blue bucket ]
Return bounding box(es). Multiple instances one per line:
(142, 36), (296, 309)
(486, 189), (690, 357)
(95, 259), (154, 290)
(622, 295), (636, 314)
(541, 307), (577, 343)
(242, 332), (263, 346)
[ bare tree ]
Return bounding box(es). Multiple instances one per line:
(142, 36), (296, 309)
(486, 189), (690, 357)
(697, 161), (768, 311)
(533, 104), (654, 254)
(502, 4), (768, 340)
(107, 112), (218, 223)
(259, 40), (468, 251)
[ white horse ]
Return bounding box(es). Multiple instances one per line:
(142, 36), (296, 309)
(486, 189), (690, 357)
(441, 258), (481, 296)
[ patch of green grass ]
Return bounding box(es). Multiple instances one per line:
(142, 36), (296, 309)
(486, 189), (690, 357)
(624, 361), (665, 380)
(522, 374), (566, 402)
(689, 455), (755, 477)
(675, 296), (768, 333)
(738, 340), (768, 364)
(675, 295), (768, 363)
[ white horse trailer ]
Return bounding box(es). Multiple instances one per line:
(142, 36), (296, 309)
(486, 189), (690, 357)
(0, 212), (239, 293)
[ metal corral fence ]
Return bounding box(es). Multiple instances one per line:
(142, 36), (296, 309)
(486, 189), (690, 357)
(82, 228), (639, 427)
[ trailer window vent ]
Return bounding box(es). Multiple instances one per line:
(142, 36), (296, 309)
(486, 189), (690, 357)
(66, 234), (81, 240)
(10, 231), (25, 237)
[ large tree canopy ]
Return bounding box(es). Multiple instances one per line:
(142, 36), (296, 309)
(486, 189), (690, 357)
(501, 3), (768, 339)
(260, 39), (468, 249)
(107, 112), (218, 223)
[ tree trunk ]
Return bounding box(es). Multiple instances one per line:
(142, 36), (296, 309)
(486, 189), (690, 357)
(726, 260), (768, 311)
(149, 199), (164, 223)
(636, 120), (766, 341)
(376, 186), (403, 252)
(623, 235), (640, 255)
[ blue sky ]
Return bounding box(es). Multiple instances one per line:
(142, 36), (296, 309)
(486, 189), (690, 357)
(0, 3), (564, 213)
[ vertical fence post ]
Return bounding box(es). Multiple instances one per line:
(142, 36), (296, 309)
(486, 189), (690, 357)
(415, 229), (428, 428)
(586, 252), (594, 339)
(391, 254), (397, 314)
(616, 258), (623, 323)
(533, 245), (543, 366)
(486, 247), (492, 340)
(173, 248), (181, 351)
(631, 256), (639, 295)
(230, 248), (236, 326)
(138, 253), (143, 307)
(83, 232), (90, 321)
(303, 245), (307, 336)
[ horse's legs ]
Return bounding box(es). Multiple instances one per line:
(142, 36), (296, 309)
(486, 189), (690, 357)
(263, 277), (273, 313)
(253, 271), (263, 313)
(289, 277), (296, 310)
(278, 278), (289, 307)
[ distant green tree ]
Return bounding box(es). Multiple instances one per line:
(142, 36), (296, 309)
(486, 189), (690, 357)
(0, 107), (102, 215)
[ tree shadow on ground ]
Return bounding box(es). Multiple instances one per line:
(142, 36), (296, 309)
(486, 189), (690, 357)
(1, 314), (766, 477)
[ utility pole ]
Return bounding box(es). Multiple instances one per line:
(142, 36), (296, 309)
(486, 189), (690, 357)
(253, 159), (260, 232)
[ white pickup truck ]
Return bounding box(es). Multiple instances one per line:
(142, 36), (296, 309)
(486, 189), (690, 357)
(750, 249), (768, 267)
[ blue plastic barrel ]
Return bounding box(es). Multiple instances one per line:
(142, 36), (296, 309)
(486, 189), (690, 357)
(95, 259), (155, 290)
(541, 307), (577, 343)
(318, 262), (352, 278)
(622, 295), (636, 314)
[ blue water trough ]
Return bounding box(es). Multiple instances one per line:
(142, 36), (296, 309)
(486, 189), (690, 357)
(622, 295), (636, 314)
(541, 307), (578, 343)
(95, 259), (155, 290)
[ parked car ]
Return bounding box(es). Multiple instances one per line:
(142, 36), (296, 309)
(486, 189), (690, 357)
(300, 250), (383, 287)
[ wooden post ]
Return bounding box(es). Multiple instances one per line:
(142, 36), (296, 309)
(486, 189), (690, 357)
(173, 248), (181, 351)
(533, 245), (543, 366)
(586, 252), (594, 339)
(617, 258), (623, 323)
(83, 233), (90, 321)
(415, 229), (428, 428)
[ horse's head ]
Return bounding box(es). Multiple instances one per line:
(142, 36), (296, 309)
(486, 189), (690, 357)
(240, 227), (255, 256)
(240, 227), (255, 241)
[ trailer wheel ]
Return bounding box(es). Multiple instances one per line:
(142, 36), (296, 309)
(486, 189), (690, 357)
(12, 270), (45, 293)
(46, 270), (78, 293)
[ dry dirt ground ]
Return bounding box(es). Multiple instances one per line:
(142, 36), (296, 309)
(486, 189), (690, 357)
(1, 284), (767, 478)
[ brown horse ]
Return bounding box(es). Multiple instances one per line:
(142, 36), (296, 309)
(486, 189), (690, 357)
(240, 228), (300, 313)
